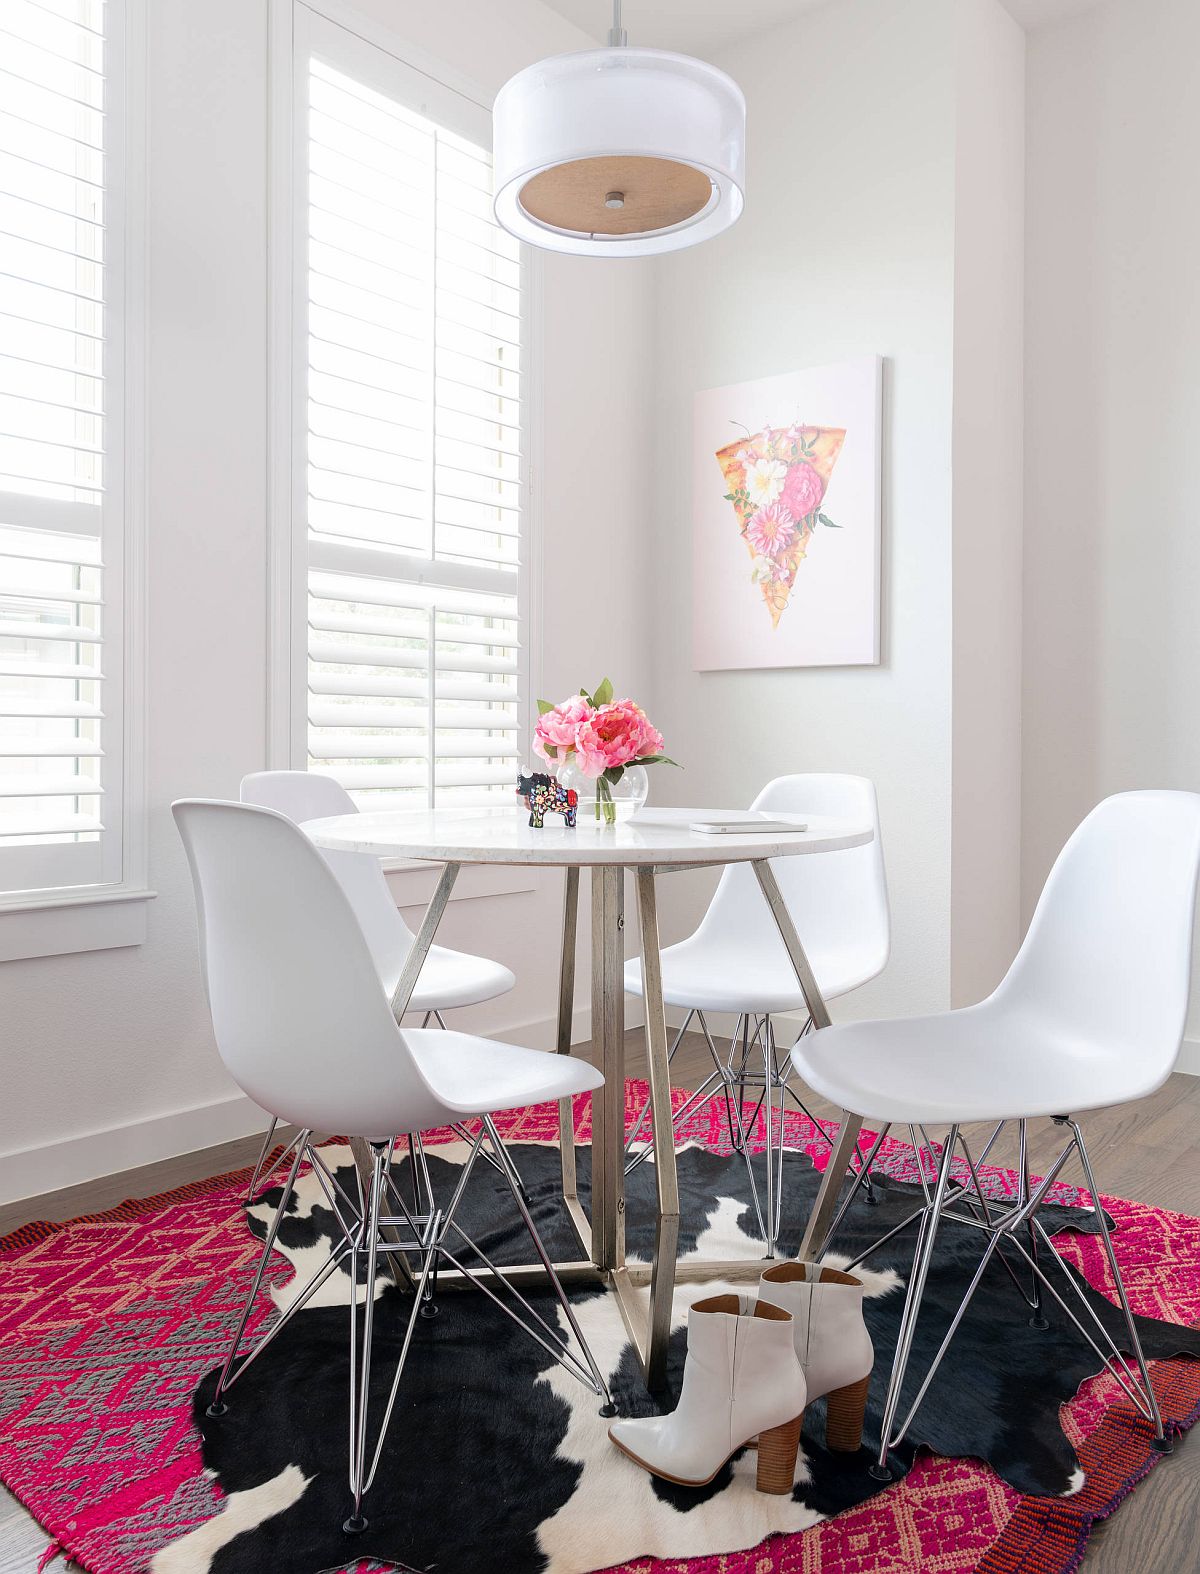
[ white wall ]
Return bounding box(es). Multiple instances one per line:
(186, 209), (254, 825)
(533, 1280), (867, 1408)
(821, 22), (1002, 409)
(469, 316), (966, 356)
(1023, 0), (1200, 1049)
(0, 0), (656, 1202)
(949, 0), (1026, 1004)
(644, 0), (961, 1021)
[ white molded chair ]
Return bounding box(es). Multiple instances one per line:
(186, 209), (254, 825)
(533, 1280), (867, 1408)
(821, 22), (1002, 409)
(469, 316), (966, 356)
(794, 790), (1200, 1477)
(174, 798), (610, 1535)
(624, 775), (889, 1251)
(239, 772), (515, 1198)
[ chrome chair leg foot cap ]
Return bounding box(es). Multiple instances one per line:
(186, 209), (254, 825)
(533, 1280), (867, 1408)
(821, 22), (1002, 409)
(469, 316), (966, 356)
(1028, 1312), (1050, 1330)
(419, 1300), (440, 1320)
(868, 1461), (895, 1482)
(599, 1400), (618, 1418)
(205, 1401), (228, 1419)
(343, 1514), (369, 1536)
(1151, 1434), (1174, 1455)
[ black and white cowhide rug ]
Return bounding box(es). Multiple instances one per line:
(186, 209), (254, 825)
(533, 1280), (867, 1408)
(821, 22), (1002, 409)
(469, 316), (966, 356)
(154, 1135), (1200, 1574)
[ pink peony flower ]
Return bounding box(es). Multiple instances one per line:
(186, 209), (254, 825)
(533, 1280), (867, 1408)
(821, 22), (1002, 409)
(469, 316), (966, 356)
(574, 699), (665, 779)
(745, 501), (797, 557)
(780, 459), (825, 522)
(533, 693), (593, 765)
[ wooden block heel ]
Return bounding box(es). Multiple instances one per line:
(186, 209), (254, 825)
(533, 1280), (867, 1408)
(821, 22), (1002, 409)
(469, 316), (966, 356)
(755, 1411), (804, 1493)
(825, 1373), (871, 1452)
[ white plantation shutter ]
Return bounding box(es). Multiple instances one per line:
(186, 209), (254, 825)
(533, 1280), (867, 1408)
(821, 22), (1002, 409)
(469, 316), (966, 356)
(291, 14), (527, 812)
(0, 0), (129, 896)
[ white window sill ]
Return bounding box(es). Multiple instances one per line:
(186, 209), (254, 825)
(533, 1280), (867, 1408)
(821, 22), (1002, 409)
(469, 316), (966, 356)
(384, 861), (537, 908)
(0, 886), (156, 962)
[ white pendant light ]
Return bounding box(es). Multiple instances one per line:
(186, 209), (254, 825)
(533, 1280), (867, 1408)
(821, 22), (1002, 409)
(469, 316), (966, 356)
(492, 1), (746, 257)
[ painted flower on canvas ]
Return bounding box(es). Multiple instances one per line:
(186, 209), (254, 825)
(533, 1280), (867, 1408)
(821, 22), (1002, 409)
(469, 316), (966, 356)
(716, 424), (847, 628)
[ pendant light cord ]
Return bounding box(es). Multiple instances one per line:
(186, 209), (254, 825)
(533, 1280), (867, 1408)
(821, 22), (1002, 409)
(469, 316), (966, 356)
(608, 0), (628, 48)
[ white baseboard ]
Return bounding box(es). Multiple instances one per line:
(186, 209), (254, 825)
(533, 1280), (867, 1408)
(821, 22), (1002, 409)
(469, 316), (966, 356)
(0, 1090), (274, 1207)
(1178, 1037), (1200, 1077)
(0, 997), (650, 1208)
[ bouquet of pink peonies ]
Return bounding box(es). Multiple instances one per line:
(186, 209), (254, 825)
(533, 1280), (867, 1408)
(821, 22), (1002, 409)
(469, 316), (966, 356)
(533, 679), (677, 825)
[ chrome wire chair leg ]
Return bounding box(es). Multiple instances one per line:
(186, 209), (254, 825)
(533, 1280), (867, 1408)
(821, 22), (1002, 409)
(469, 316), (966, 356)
(762, 1027), (779, 1258)
(245, 1119), (280, 1203)
(246, 1120), (304, 1206)
(861, 1115), (1168, 1481)
(871, 1124), (960, 1480)
(346, 1146), (384, 1534)
(449, 1119), (524, 1190)
(726, 1013), (752, 1151)
(483, 1115), (615, 1412)
(1068, 1119), (1169, 1451)
(624, 1009), (695, 1156)
(816, 1122), (892, 1259)
(345, 1145), (438, 1535)
(345, 1143), (442, 1536)
(209, 1134), (311, 1417)
(780, 1071), (879, 1206)
(1019, 1120), (1050, 1329)
(696, 1011), (767, 1242)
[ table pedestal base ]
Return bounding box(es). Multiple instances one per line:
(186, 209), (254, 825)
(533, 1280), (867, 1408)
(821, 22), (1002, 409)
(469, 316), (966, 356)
(347, 854), (860, 1389)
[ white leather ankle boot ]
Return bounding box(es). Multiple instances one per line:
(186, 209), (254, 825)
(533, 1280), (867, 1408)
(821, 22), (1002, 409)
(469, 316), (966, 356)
(608, 1293), (807, 1493)
(758, 1262), (874, 1452)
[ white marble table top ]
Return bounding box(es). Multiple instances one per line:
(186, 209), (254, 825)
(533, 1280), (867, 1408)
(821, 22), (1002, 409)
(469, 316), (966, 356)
(304, 804), (874, 868)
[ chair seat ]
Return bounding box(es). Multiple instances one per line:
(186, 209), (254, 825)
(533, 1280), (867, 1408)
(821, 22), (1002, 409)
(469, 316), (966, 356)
(790, 1002), (1156, 1125)
(623, 943), (874, 1015)
(384, 946), (515, 1012)
(405, 1028), (603, 1120)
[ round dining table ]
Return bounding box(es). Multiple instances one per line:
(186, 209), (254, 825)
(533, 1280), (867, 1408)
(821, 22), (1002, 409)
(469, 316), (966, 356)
(305, 803), (875, 1388)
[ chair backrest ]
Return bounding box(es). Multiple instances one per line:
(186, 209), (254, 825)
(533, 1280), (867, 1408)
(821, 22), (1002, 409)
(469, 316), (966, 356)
(692, 775), (890, 989)
(993, 791), (1200, 1080)
(173, 799), (449, 1138)
(239, 771), (415, 981)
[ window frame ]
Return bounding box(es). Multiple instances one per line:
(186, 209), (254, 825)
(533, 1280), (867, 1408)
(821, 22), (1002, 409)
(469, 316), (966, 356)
(268, 0), (543, 891)
(0, 0), (151, 958)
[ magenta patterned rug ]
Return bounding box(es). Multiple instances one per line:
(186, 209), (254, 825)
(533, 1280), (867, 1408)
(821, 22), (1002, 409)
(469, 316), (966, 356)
(0, 1086), (1197, 1574)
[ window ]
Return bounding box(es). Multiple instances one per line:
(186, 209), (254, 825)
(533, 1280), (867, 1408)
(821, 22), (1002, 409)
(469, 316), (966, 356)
(279, 7), (528, 815)
(0, 0), (143, 912)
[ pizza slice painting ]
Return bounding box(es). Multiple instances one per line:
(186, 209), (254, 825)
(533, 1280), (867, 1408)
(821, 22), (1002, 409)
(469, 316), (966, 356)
(715, 425), (847, 628)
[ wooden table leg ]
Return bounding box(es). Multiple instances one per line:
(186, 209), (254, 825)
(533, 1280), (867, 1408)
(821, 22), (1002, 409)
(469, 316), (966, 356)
(589, 866), (626, 1272)
(557, 867), (580, 1200)
(751, 858), (864, 1261)
(635, 869), (682, 1390)
(555, 868), (592, 1255)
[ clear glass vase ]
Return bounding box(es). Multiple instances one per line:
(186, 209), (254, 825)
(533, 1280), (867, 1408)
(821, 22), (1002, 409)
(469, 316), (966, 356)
(557, 761), (649, 826)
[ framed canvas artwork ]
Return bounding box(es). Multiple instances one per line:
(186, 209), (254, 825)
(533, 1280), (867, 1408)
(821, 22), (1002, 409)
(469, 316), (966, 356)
(692, 355), (882, 670)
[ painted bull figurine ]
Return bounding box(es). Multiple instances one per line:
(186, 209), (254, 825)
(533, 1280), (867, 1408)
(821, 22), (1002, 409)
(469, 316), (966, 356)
(516, 771), (578, 829)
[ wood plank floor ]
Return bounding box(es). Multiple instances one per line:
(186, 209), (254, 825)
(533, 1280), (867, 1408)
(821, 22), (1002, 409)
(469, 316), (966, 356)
(1, 1032), (1196, 1571)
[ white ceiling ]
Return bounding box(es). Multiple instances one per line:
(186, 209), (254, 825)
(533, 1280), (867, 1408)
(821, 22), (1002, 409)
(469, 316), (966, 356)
(996, 0), (1105, 28)
(543, 0), (830, 57)
(542, 0), (1105, 55)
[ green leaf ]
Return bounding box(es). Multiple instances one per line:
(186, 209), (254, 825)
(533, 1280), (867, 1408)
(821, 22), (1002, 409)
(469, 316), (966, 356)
(637, 754), (681, 767)
(536, 698), (555, 715)
(818, 513), (841, 529)
(593, 677), (614, 707)
(723, 492), (735, 502)
(578, 686), (593, 705)
(602, 765), (625, 785)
